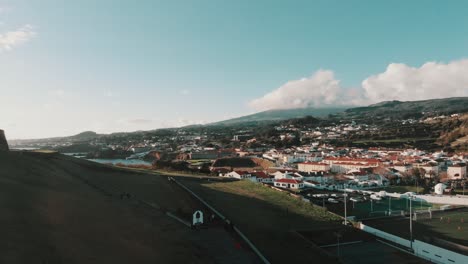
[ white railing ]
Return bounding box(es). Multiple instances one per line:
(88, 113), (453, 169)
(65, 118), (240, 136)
(359, 223), (468, 264)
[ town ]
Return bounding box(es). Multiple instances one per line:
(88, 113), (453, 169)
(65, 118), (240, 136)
(3, 1), (468, 263)
(8, 109), (468, 263)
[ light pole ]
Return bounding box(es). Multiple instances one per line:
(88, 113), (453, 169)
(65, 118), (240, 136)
(388, 197), (392, 215)
(334, 232), (342, 258)
(344, 193), (348, 225)
(416, 179), (418, 194)
(409, 196), (414, 249)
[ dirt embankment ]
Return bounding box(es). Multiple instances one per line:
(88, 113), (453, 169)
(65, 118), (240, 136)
(0, 151), (257, 264)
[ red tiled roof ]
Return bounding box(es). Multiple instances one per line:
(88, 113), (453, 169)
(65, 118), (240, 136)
(298, 162), (329, 165)
(276, 178), (303, 184)
(252, 171), (269, 178)
(332, 162), (374, 166)
(324, 157), (381, 163)
(234, 171), (251, 175)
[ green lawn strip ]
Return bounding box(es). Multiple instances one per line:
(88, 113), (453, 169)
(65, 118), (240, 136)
(353, 137), (434, 144)
(202, 180), (340, 221)
(180, 179), (342, 263)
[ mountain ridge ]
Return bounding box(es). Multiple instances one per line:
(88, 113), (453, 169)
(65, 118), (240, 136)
(9, 97), (468, 143)
(210, 107), (348, 126)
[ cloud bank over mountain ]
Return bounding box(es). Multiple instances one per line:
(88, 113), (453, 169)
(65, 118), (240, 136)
(249, 59), (468, 111)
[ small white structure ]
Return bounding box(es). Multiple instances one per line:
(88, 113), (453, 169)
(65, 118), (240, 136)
(192, 210), (204, 226)
(274, 178), (304, 189)
(434, 183), (447, 195)
(447, 164), (467, 179)
(224, 171), (252, 179)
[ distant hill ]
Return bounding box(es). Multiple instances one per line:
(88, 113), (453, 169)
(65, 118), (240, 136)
(9, 131), (102, 146)
(211, 97), (468, 126)
(71, 131), (99, 141)
(340, 97), (468, 121)
(11, 97), (468, 148)
(211, 107), (347, 126)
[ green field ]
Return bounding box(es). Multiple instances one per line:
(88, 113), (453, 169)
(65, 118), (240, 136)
(416, 210), (468, 243)
(364, 209), (468, 247)
(327, 197), (436, 220)
(380, 185), (422, 194)
(204, 181), (339, 220)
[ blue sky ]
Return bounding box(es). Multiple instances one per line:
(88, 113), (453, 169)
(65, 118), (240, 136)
(1, 0), (468, 139)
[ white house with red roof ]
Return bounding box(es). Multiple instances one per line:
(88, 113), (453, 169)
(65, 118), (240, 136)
(224, 171), (252, 180)
(391, 162), (412, 173)
(274, 178), (304, 189)
(252, 171), (273, 183)
(271, 171), (295, 180)
(323, 157), (380, 173)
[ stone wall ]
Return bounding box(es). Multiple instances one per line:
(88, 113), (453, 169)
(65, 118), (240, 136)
(0, 130), (9, 151)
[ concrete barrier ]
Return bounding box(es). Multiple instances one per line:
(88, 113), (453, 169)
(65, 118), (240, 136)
(414, 240), (467, 264)
(414, 195), (468, 206)
(359, 223), (468, 264)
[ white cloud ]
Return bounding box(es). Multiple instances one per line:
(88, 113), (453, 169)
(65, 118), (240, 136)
(249, 70), (344, 111)
(362, 59), (468, 102)
(0, 24), (36, 52)
(0, 5), (12, 14)
(249, 59), (468, 111)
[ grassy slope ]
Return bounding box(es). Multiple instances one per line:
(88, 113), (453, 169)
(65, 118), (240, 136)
(382, 185), (422, 193)
(179, 179), (342, 263)
(0, 151), (234, 264)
